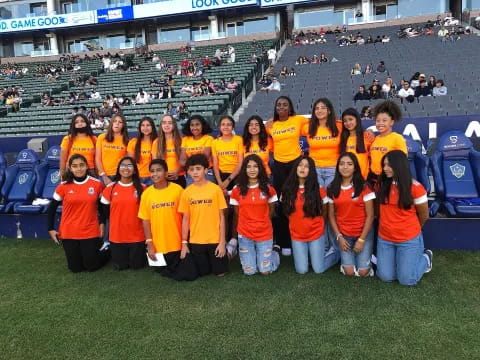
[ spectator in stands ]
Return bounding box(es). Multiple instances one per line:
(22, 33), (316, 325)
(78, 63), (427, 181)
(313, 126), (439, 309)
(319, 53), (328, 63)
(228, 45), (236, 63)
(374, 36), (382, 43)
(102, 56), (111, 73)
(90, 88), (101, 100)
(415, 80), (432, 97)
(258, 75), (271, 90)
(364, 64), (373, 74)
(366, 35), (374, 44)
(432, 80), (448, 96)
(409, 72), (421, 89)
(397, 81), (415, 103)
(95, 116), (106, 130)
(354, 85), (371, 101)
(180, 82), (193, 95)
(217, 78), (227, 91)
(136, 91), (149, 104)
(369, 84), (382, 100)
(376, 61), (387, 73)
(261, 77), (281, 92)
(381, 35), (391, 43)
(99, 102), (112, 118)
(177, 101), (189, 122)
(267, 47), (277, 65)
(438, 26), (448, 41)
(382, 77), (397, 99)
(165, 103), (178, 120)
(280, 66), (288, 77)
(427, 75), (436, 92)
(226, 78), (238, 92)
(312, 55), (320, 64)
(289, 68), (296, 76)
(351, 63), (362, 76)
(338, 36), (349, 47)
(360, 106), (372, 121)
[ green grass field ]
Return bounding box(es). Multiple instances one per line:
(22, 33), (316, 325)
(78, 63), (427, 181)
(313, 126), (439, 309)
(1, 238), (479, 360)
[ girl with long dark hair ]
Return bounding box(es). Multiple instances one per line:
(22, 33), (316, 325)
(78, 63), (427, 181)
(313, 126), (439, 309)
(60, 114), (97, 179)
(327, 152), (375, 277)
(242, 115), (273, 176)
(230, 154), (279, 275)
(266, 96), (309, 255)
(376, 150), (432, 286)
(153, 114), (186, 188)
(95, 113), (129, 185)
(339, 108), (372, 179)
(47, 154), (108, 272)
(282, 156), (339, 274)
(127, 116), (158, 184)
(100, 156), (146, 270)
(302, 98), (342, 187)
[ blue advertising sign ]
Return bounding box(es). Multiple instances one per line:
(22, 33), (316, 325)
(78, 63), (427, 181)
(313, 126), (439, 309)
(0, 11), (95, 33)
(97, 6), (134, 23)
(260, 0), (321, 7)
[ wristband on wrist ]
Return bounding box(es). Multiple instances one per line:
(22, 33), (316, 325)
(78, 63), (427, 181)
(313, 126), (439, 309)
(182, 240), (188, 244)
(357, 238), (365, 243)
(99, 172), (106, 177)
(336, 233), (343, 240)
(145, 239), (153, 243)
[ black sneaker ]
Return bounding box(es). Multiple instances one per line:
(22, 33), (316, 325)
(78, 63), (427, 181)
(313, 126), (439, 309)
(273, 244), (281, 254)
(424, 249), (433, 273)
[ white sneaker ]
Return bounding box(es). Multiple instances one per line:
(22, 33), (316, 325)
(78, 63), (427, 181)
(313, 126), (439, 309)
(370, 254), (377, 265)
(281, 248), (292, 256)
(226, 238), (238, 259)
(424, 249), (433, 273)
(99, 241), (110, 252)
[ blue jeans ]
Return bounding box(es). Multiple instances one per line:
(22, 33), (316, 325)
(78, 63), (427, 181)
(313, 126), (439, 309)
(340, 229), (374, 271)
(315, 166), (336, 188)
(377, 233), (429, 286)
(291, 235), (340, 274)
(185, 168), (216, 186)
(238, 236), (279, 275)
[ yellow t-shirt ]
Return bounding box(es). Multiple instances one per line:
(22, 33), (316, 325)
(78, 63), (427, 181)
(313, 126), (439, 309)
(152, 138), (184, 174)
(212, 135), (244, 173)
(60, 135), (97, 170)
(244, 138), (273, 175)
(138, 183), (183, 254)
(178, 181), (227, 244)
(370, 132), (407, 175)
(181, 135), (213, 158)
(345, 133), (372, 180)
(127, 138), (153, 178)
(97, 133), (128, 176)
(301, 120), (342, 168)
(268, 115), (308, 163)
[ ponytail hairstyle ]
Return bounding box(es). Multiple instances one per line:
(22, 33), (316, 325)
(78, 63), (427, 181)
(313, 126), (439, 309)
(134, 116), (158, 163)
(282, 156), (322, 218)
(378, 150), (413, 209)
(339, 108), (366, 153)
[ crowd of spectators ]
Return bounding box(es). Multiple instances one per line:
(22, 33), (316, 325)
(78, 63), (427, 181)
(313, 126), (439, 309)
(0, 87), (23, 111)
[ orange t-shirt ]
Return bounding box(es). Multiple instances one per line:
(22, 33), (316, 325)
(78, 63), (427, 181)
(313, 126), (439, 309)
(127, 138), (153, 178)
(288, 186), (328, 241)
(344, 133), (373, 180)
(181, 134), (213, 167)
(212, 135), (244, 173)
(301, 120), (342, 168)
(378, 180), (427, 242)
(96, 133), (128, 176)
(138, 183), (184, 254)
(53, 176), (104, 239)
(327, 184), (375, 237)
(101, 182), (145, 243)
(60, 135), (97, 170)
(370, 132), (407, 175)
(268, 115), (308, 163)
(152, 138), (184, 175)
(244, 138), (273, 175)
(229, 184), (277, 241)
(178, 181), (227, 244)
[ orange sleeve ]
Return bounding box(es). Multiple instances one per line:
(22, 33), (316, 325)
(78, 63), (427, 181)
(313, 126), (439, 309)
(152, 138), (159, 158)
(127, 138), (136, 154)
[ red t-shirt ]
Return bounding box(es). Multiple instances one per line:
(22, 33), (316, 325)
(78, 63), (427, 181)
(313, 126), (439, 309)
(229, 184), (277, 241)
(327, 184), (375, 237)
(101, 182), (146, 243)
(379, 180), (427, 242)
(288, 186), (328, 241)
(53, 177), (104, 239)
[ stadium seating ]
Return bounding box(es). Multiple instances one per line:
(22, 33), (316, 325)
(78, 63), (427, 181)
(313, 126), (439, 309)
(0, 152), (6, 191)
(15, 146), (61, 214)
(431, 131), (480, 217)
(0, 149), (40, 213)
(405, 135), (430, 194)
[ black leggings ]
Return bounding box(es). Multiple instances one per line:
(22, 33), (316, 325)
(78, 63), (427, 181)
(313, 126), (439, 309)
(272, 157), (299, 249)
(61, 237), (109, 273)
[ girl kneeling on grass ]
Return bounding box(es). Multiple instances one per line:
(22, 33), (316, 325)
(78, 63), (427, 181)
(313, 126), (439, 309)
(282, 156), (340, 274)
(327, 152), (375, 277)
(100, 157), (146, 270)
(376, 150), (432, 286)
(230, 154), (279, 275)
(47, 154), (108, 273)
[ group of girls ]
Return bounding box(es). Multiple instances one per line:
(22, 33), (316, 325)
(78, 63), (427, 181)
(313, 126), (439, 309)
(48, 96), (432, 286)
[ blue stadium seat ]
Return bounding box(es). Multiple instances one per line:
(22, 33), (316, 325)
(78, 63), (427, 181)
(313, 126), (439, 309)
(0, 152), (6, 193)
(15, 146), (61, 214)
(431, 131), (480, 217)
(404, 136), (430, 194)
(0, 149), (40, 213)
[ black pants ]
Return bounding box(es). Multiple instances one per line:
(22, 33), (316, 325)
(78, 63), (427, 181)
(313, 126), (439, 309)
(272, 158), (299, 249)
(110, 242), (146, 270)
(220, 172), (237, 239)
(61, 237), (109, 273)
(190, 243), (228, 276)
(155, 251), (199, 281)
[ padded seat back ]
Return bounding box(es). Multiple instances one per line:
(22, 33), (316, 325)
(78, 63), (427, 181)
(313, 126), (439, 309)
(35, 146), (61, 199)
(404, 136), (430, 193)
(2, 149), (40, 202)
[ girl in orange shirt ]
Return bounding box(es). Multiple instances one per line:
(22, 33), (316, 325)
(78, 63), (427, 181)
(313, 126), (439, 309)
(100, 156), (146, 270)
(153, 114), (186, 188)
(376, 150), (432, 286)
(180, 115), (215, 185)
(47, 154), (108, 273)
(303, 98), (342, 187)
(242, 115), (273, 177)
(127, 116), (158, 185)
(282, 156), (339, 274)
(327, 152), (375, 277)
(95, 113), (129, 185)
(339, 108), (372, 180)
(59, 114), (97, 179)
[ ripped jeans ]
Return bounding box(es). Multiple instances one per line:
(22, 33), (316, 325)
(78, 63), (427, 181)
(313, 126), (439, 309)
(238, 235), (280, 275)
